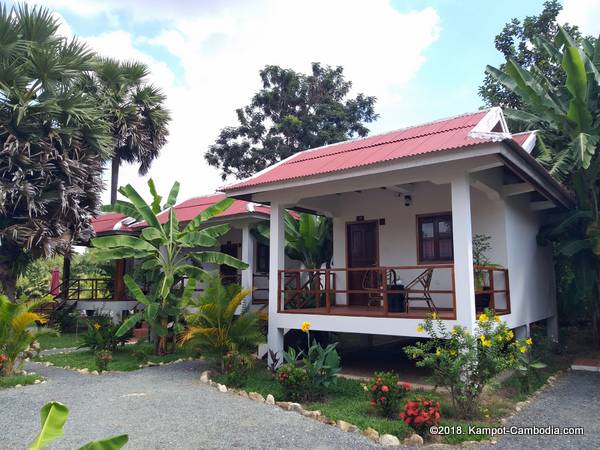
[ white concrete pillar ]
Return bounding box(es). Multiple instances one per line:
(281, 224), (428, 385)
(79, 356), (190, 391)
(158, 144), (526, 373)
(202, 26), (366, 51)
(240, 223), (254, 310)
(451, 173), (477, 330)
(268, 202), (286, 364)
(547, 315), (559, 343)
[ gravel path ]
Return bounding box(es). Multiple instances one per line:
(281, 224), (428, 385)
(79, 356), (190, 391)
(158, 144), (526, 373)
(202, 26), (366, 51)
(479, 371), (600, 450)
(1, 362), (598, 450)
(1, 360), (381, 450)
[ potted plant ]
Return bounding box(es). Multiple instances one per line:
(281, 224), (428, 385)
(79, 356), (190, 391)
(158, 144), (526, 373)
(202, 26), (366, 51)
(473, 234), (493, 310)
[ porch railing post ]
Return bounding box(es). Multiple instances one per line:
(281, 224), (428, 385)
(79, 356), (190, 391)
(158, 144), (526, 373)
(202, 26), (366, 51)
(504, 269), (511, 313)
(382, 268), (389, 316)
(277, 270), (282, 313)
(325, 269), (331, 313)
(488, 268), (495, 311)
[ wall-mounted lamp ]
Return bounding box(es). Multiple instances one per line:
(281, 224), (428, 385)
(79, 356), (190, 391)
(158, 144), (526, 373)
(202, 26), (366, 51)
(403, 194), (412, 207)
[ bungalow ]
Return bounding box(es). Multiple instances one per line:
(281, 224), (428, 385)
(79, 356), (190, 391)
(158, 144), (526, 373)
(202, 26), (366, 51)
(64, 194), (277, 318)
(222, 107), (572, 359)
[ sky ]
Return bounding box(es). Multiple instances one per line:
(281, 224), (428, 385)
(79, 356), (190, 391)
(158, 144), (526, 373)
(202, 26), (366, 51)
(22, 0), (600, 203)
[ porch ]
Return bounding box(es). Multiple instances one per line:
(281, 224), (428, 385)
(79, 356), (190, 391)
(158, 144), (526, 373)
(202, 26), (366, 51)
(278, 265), (510, 319)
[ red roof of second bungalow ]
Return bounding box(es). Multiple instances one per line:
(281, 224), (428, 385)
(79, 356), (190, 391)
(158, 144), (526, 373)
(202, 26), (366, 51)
(132, 193), (271, 228)
(222, 109), (536, 192)
(91, 212), (134, 234)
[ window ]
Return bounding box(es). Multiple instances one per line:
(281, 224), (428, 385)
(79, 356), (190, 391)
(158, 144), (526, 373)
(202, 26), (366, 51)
(256, 242), (269, 273)
(417, 214), (453, 262)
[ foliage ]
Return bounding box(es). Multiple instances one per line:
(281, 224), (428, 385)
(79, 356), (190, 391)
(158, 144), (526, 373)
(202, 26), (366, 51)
(278, 323), (341, 401)
(206, 63), (378, 180)
(80, 312), (131, 351)
(94, 349), (112, 373)
(92, 179), (247, 355)
(0, 4), (111, 299)
(513, 347), (547, 395)
(28, 401), (127, 450)
(486, 27), (600, 344)
(405, 310), (529, 419)
(36, 333), (82, 351)
(0, 372), (42, 389)
(277, 363), (309, 401)
(366, 371), (411, 418)
(0, 295), (54, 376)
(83, 58), (170, 204)
(179, 273), (262, 370)
(479, 0), (583, 110)
(254, 211), (333, 269)
(473, 234), (493, 290)
(223, 349), (255, 387)
(400, 398), (441, 436)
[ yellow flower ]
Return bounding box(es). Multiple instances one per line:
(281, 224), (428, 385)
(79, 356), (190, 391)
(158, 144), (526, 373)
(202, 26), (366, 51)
(416, 325), (425, 333)
(93, 323), (101, 331)
(300, 321), (311, 333)
(450, 349), (457, 357)
(505, 330), (514, 341)
(435, 348), (442, 356)
(478, 313), (488, 323)
(494, 315), (501, 323)
(525, 338), (533, 346)
(479, 335), (492, 347)
(518, 345), (527, 353)
(431, 312), (439, 320)
(451, 326), (460, 335)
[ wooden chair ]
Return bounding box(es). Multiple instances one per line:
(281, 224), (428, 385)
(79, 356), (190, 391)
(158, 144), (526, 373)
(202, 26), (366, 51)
(404, 268), (436, 313)
(361, 268), (397, 308)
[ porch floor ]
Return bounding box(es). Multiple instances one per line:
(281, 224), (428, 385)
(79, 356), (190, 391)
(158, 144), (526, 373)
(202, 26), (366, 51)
(282, 305), (455, 319)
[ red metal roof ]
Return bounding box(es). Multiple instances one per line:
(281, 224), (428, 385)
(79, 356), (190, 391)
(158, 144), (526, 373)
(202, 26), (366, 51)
(91, 213), (133, 234)
(133, 193), (270, 228)
(223, 110), (522, 192)
(511, 131), (535, 147)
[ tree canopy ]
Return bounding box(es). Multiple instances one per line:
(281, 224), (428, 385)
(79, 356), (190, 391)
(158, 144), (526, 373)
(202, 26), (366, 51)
(0, 4), (111, 299)
(479, 0), (582, 109)
(205, 63), (378, 180)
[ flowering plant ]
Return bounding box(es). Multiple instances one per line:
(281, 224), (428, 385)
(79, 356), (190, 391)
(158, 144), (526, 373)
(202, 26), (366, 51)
(81, 312), (132, 351)
(365, 371), (411, 418)
(277, 363), (309, 401)
(400, 398), (441, 434)
(223, 348), (255, 387)
(94, 349), (112, 372)
(406, 309), (532, 419)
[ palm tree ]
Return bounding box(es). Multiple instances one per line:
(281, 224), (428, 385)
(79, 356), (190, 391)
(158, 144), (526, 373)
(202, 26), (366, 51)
(84, 59), (171, 205)
(486, 27), (600, 343)
(178, 272), (262, 372)
(92, 179), (248, 355)
(0, 4), (110, 300)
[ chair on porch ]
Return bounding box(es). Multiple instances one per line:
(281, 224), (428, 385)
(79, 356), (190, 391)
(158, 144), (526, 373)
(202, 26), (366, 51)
(361, 268), (398, 309)
(404, 268), (437, 313)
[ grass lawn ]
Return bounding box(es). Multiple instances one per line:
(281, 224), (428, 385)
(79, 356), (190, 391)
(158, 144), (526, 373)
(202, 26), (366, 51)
(212, 365), (518, 444)
(36, 342), (198, 372)
(36, 333), (83, 351)
(0, 373), (43, 389)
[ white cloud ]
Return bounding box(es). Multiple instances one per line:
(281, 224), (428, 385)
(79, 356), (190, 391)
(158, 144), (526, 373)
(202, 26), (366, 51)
(49, 0), (441, 203)
(559, 0), (600, 36)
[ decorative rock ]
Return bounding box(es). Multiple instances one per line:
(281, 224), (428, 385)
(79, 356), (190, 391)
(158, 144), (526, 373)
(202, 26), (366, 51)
(288, 402), (303, 413)
(15, 384), (22, 388)
(404, 433), (424, 446)
(303, 410), (321, 419)
(238, 390), (249, 398)
(79, 368), (89, 374)
(248, 392), (265, 402)
(199, 371), (210, 383)
(33, 379), (41, 384)
(266, 394), (275, 404)
(364, 427), (380, 441)
(337, 420), (352, 432)
(460, 441), (480, 447)
(379, 434), (401, 446)
(218, 384), (227, 393)
(276, 401), (292, 410)
(91, 370), (99, 375)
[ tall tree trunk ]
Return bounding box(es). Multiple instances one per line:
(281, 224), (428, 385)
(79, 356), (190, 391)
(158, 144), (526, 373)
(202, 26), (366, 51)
(110, 156), (120, 206)
(0, 263), (17, 302)
(62, 251), (71, 300)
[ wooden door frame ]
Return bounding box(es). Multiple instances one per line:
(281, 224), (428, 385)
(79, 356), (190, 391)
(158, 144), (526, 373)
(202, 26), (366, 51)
(345, 220), (380, 303)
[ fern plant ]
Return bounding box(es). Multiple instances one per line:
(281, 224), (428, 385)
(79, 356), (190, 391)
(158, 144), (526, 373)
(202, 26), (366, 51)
(179, 272), (263, 372)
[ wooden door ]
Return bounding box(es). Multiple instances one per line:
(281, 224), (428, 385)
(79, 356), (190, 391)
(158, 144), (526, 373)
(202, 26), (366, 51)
(220, 243), (239, 284)
(346, 221), (379, 306)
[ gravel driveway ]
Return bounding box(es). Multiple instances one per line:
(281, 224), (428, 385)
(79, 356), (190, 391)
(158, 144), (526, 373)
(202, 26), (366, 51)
(0, 360), (380, 450)
(1, 362), (598, 450)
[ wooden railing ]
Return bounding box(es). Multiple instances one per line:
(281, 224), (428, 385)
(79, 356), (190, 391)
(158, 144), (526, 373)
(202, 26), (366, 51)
(474, 265), (511, 314)
(66, 277), (115, 301)
(277, 265), (510, 318)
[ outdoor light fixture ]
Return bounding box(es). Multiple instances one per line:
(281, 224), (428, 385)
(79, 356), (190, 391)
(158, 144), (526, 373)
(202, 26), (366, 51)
(404, 194), (412, 207)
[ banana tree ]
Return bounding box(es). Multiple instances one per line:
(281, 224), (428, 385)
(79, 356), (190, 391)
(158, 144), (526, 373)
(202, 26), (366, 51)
(91, 180), (247, 355)
(486, 27), (600, 343)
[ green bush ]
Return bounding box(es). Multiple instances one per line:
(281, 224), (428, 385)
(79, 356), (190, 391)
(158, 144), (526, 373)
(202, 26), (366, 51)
(366, 371), (411, 418)
(94, 349), (112, 372)
(80, 313), (132, 351)
(223, 349), (255, 387)
(277, 363), (309, 401)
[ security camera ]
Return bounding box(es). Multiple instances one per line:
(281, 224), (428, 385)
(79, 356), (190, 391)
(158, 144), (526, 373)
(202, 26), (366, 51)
(404, 195), (412, 207)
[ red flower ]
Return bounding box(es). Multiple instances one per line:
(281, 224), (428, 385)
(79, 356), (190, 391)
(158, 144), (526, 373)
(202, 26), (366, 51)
(402, 383), (411, 391)
(381, 385), (389, 393)
(370, 385), (377, 391)
(370, 400), (377, 406)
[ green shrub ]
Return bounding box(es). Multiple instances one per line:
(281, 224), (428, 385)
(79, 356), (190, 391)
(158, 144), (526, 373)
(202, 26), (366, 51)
(80, 313), (132, 351)
(366, 371), (411, 418)
(277, 363), (309, 401)
(400, 397), (441, 436)
(405, 310), (530, 419)
(223, 349), (255, 387)
(94, 349), (112, 372)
